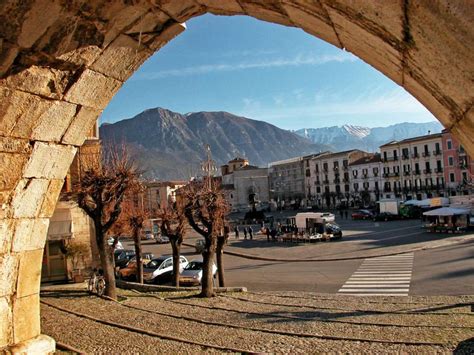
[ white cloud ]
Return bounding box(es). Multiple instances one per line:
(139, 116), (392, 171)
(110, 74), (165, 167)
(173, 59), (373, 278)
(133, 52), (358, 80)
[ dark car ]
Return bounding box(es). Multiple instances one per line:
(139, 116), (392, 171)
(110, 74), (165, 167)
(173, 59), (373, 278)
(351, 209), (374, 220)
(114, 249), (135, 269)
(325, 223), (343, 239)
(373, 212), (399, 221)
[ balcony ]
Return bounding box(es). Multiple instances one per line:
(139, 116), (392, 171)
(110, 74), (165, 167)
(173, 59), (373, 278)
(435, 168), (443, 173)
(333, 167), (339, 172)
(343, 178), (350, 183)
(388, 172), (400, 177)
(412, 153), (420, 159)
(323, 179), (330, 184)
(423, 169), (432, 174)
(402, 154), (410, 160)
(433, 150), (442, 156)
(413, 170), (421, 175)
(383, 173), (389, 178)
(333, 178), (340, 184)
(362, 174), (368, 179)
(403, 171), (411, 176)
(322, 168), (328, 173)
(422, 151), (430, 157)
(342, 165), (349, 171)
(315, 181), (321, 185)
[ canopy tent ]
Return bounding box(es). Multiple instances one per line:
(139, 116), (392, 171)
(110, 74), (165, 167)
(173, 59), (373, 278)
(423, 207), (471, 216)
(404, 197), (449, 208)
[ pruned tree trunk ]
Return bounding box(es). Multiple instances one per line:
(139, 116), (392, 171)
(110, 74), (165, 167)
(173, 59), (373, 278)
(201, 236), (216, 297)
(95, 219), (117, 299)
(170, 237), (181, 287)
(216, 234), (226, 287)
(133, 229), (143, 284)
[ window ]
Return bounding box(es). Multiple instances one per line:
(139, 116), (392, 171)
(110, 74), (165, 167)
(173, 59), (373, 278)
(447, 140), (452, 150)
(383, 151), (387, 161)
(437, 160), (442, 170)
(425, 162), (430, 171)
(344, 184), (350, 192)
(353, 170), (358, 177)
(424, 144), (429, 154)
(450, 173), (455, 182)
(393, 150), (398, 159)
(462, 172), (468, 182)
(374, 181), (379, 190)
(353, 183), (359, 191)
(333, 161), (339, 169)
(315, 164), (319, 173)
(343, 159), (348, 168)
(373, 167), (378, 175)
(402, 148), (409, 158)
(316, 186), (321, 193)
(414, 146), (418, 156)
(415, 163), (420, 173)
(448, 156), (454, 166)
(435, 142), (440, 152)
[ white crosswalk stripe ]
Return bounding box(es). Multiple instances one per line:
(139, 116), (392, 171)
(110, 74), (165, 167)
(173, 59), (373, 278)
(338, 253), (414, 296)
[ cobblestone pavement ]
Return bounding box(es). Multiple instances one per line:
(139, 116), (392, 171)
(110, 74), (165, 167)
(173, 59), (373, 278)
(41, 286), (474, 354)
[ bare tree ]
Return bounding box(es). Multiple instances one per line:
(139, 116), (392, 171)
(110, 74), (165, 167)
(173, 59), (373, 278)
(182, 178), (229, 297)
(216, 224), (230, 287)
(158, 202), (187, 287)
(75, 146), (140, 300)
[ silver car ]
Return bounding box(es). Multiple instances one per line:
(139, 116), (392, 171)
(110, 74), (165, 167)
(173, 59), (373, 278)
(179, 259), (217, 286)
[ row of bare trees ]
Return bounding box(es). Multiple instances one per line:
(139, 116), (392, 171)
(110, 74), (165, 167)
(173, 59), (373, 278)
(75, 146), (229, 300)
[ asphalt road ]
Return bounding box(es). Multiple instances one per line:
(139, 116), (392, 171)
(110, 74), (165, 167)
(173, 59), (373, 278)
(122, 217), (474, 296)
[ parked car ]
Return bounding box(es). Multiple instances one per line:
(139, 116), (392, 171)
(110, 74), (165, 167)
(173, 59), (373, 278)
(180, 259), (217, 286)
(373, 212), (399, 221)
(351, 209), (374, 220)
(114, 249), (135, 269)
(325, 223), (343, 239)
(195, 239), (205, 254)
(155, 234), (170, 244)
(117, 253), (155, 281)
(143, 255), (188, 284)
(141, 231), (154, 240)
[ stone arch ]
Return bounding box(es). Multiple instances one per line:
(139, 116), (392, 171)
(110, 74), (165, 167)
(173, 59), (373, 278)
(0, 0), (472, 351)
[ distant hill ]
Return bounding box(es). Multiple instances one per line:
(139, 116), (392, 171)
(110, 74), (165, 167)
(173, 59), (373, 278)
(295, 122), (443, 152)
(100, 108), (329, 180)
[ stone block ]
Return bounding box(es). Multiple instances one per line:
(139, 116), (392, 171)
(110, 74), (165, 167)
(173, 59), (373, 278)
(195, 0), (243, 15)
(17, 0), (62, 48)
(0, 297), (12, 348)
(16, 249), (43, 298)
(238, 1), (294, 27)
(63, 69), (122, 110)
(31, 101), (78, 142)
(281, 1), (341, 48)
(405, 1), (474, 112)
(4, 66), (73, 100)
(0, 219), (13, 254)
(8, 334), (56, 354)
(12, 293), (40, 344)
(57, 45), (102, 68)
(152, 0), (205, 22)
(125, 9), (172, 35)
(0, 153), (28, 191)
(11, 218), (49, 252)
(326, 7), (404, 85)
(91, 34), (153, 82)
(39, 179), (65, 218)
(23, 142), (77, 180)
(61, 105), (101, 146)
(11, 179), (50, 218)
(0, 136), (31, 154)
(451, 110), (474, 159)
(146, 22), (187, 52)
(0, 254), (18, 297)
(0, 40), (19, 77)
(0, 87), (50, 138)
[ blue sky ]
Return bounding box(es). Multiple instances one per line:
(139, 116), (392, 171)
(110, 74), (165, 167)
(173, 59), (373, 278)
(100, 14), (436, 130)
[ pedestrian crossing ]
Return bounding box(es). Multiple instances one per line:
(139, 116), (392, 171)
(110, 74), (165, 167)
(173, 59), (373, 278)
(338, 253), (414, 296)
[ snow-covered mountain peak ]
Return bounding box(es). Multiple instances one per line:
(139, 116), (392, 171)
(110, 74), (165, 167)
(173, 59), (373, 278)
(342, 124), (371, 138)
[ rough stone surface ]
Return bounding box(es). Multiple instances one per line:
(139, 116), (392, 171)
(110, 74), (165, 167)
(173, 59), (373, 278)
(11, 179), (50, 218)
(7, 334), (55, 354)
(16, 249), (43, 298)
(31, 101), (78, 142)
(0, 254), (18, 297)
(63, 69), (122, 110)
(39, 179), (65, 218)
(0, 297), (11, 348)
(12, 293), (40, 343)
(61, 106), (101, 146)
(23, 142), (76, 180)
(11, 218), (49, 252)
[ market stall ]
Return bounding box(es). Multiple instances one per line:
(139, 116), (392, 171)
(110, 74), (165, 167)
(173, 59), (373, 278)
(422, 207), (471, 233)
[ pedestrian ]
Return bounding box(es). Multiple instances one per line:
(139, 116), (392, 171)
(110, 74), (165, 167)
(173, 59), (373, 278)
(248, 226), (253, 240)
(344, 209), (348, 219)
(266, 227), (271, 242)
(339, 209), (344, 220)
(243, 226), (248, 240)
(234, 226), (239, 239)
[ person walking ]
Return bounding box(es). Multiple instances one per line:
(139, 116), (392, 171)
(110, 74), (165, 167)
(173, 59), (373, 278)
(234, 226), (239, 239)
(344, 209), (348, 219)
(266, 227), (271, 242)
(243, 226), (248, 240)
(248, 226), (253, 240)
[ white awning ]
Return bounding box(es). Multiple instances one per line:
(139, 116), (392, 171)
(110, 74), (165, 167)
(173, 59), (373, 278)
(47, 220), (72, 240)
(423, 207), (470, 216)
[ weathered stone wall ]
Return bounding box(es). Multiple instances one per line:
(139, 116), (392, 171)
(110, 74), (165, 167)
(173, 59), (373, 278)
(0, 0), (472, 351)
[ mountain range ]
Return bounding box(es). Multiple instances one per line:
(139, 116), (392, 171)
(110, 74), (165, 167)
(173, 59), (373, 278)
(100, 108), (329, 180)
(100, 107), (443, 180)
(294, 122), (443, 152)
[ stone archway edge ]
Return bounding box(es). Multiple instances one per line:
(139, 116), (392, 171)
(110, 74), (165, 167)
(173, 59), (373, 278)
(184, 234), (474, 262)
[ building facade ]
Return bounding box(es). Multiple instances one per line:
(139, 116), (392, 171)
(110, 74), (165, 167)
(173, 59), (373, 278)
(268, 156), (305, 208)
(144, 180), (187, 211)
(348, 154), (383, 206)
(308, 150), (368, 208)
(380, 133), (445, 200)
(442, 129), (474, 196)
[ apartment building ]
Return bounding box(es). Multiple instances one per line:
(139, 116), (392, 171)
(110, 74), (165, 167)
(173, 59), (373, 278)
(309, 150), (368, 208)
(379, 133), (445, 200)
(349, 154), (383, 206)
(144, 180), (187, 211)
(268, 156), (305, 208)
(442, 129), (474, 196)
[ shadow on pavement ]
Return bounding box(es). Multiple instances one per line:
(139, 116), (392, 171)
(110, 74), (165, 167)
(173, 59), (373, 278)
(454, 337), (474, 354)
